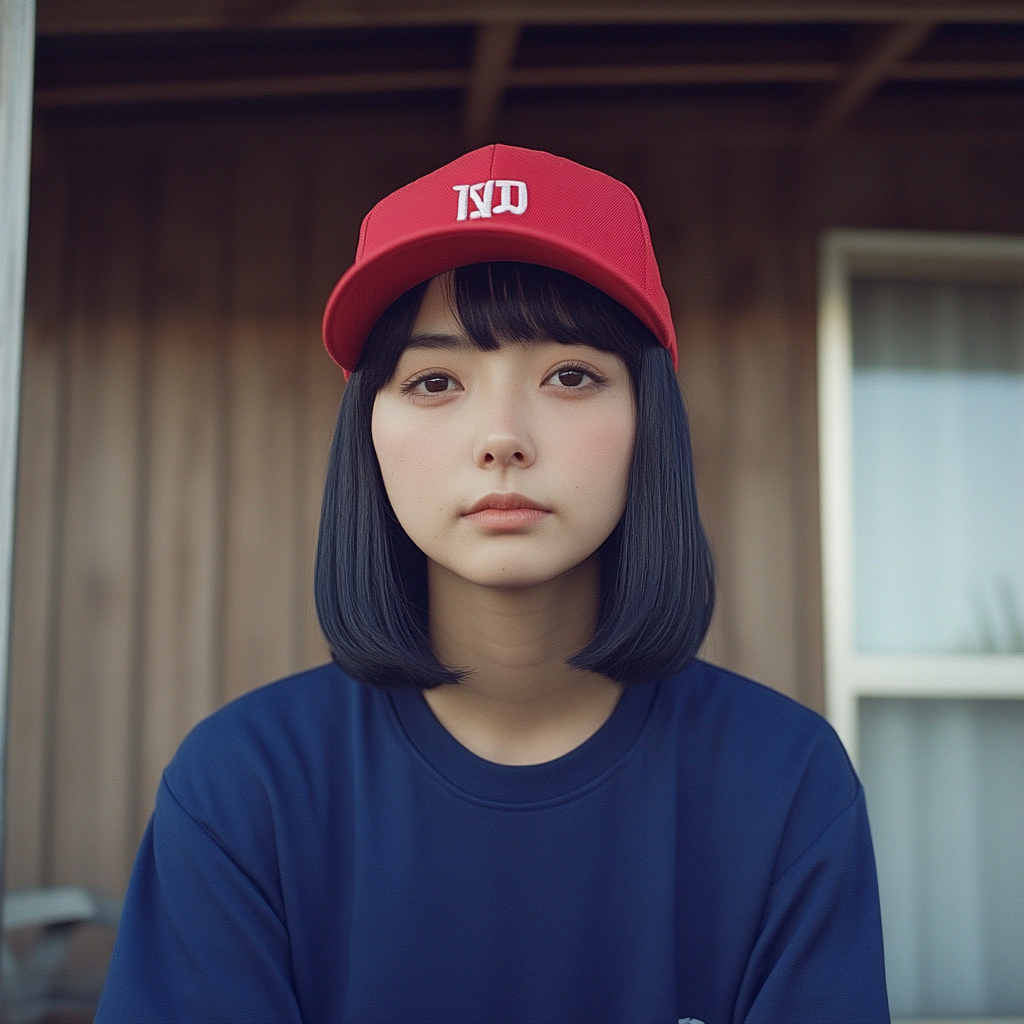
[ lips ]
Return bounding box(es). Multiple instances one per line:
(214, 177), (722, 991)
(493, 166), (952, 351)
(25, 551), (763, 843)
(465, 492), (550, 515)
(463, 493), (552, 531)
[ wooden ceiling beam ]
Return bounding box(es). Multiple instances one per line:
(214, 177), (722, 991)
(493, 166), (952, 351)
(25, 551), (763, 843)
(511, 61), (845, 87)
(461, 22), (522, 149)
(893, 60), (1024, 79)
(34, 58), (1024, 109)
(36, 0), (1024, 36)
(810, 19), (935, 141)
(33, 70), (468, 107)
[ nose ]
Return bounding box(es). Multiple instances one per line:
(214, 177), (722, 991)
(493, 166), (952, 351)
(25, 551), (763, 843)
(477, 434), (534, 468)
(473, 392), (536, 470)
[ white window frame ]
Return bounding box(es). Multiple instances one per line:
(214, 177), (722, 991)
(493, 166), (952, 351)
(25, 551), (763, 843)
(817, 229), (1024, 766)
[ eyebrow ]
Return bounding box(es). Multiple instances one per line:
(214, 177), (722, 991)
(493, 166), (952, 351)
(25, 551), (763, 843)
(405, 332), (475, 351)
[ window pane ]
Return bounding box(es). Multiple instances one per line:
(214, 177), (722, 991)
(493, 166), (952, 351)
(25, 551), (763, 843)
(860, 697), (1024, 1018)
(851, 279), (1024, 654)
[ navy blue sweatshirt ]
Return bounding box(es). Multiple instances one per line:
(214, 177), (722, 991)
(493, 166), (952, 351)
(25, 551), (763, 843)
(96, 660), (889, 1023)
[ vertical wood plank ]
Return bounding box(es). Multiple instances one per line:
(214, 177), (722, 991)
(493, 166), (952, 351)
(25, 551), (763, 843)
(965, 145), (1024, 235)
(715, 147), (800, 699)
(700, 146), (746, 675)
(221, 126), (304, 702)
(6, 126), (67, 889)
(49, 130), (146, 894)
(900, 142), (973, 232)
(293, 147), (336, 671)
(813, 139), (899, 230)
(136, 131), (232, 837)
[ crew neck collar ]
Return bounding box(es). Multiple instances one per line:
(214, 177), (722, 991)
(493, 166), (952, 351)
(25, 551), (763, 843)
(387, 679), (660, 807)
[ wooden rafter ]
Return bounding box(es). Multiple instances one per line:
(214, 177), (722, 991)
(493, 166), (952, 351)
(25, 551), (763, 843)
(461, 22), (522, 149)
(34, 58), (1024, 109)
(34, 70), (467, 107)
(512, 61), (844, 88)
(894, 60), (1024, 80)
(810, 20), (937, 141)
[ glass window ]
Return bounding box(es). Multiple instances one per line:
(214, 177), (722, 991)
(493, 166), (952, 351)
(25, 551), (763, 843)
(818, 232), (1024, 1023)
(860, 697), (1024, 1018)
(851, 279), (1024, 655)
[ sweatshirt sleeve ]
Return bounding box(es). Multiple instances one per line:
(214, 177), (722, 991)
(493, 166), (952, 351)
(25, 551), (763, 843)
(94, 776), (302, 1024)
(734, 784), (890, 1024)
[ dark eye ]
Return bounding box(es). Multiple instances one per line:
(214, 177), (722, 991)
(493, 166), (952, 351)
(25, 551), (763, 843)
(402, 372), (459, 396)
(547, 364), (604, 389)
(422, 375), (452, 393)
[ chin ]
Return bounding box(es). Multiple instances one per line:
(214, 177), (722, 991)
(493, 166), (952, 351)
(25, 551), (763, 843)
(455, 568), (562, 591)
(444, 552), (598, 592)
(478, 573), (560, 591)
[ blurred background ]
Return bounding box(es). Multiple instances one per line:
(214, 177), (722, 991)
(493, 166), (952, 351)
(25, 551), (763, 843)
(3, 1), (1023, 1021)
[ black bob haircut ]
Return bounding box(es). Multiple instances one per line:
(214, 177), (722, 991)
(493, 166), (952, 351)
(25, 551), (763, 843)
(315, 262), (714, 689)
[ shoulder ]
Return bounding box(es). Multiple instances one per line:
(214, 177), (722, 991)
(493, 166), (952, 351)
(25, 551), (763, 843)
(660, 658), (852, 774)
(657, 660), (860, 878)
(172, 662), (358, 765)
(162, 663), (377, 837)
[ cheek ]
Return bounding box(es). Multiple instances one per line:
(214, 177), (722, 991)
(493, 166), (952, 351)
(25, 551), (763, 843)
(371, 401), (457, 523)
(553, 408), (635, 511)
(371, 403), (421, 509)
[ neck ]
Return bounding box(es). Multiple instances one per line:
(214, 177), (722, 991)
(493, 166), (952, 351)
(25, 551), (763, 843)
(424, 553), (623, 765)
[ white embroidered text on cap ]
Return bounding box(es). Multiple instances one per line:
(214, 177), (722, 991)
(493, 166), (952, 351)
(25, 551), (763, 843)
(453, 180), (528, 221)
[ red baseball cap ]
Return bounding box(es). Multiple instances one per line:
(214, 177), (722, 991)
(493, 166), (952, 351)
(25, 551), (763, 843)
(322, 144), (677, 372)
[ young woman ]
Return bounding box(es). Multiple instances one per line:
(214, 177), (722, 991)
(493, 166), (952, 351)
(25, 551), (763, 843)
(97, 145), (889, 1023)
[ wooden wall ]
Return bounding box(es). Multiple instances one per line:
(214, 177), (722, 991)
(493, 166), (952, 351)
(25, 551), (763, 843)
(8, 89), (1023, 895)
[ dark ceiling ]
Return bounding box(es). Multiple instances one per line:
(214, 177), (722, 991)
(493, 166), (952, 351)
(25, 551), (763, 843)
(33, 13), (1024, 146)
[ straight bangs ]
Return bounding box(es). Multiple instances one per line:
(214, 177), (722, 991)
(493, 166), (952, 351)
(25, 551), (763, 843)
(316, 262), (715, 690)
(355, 263), (650, 392)
(451, 263), (649, 372)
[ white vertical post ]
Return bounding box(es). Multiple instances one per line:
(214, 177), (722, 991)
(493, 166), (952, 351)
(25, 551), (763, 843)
(0, 0), (37, 938)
